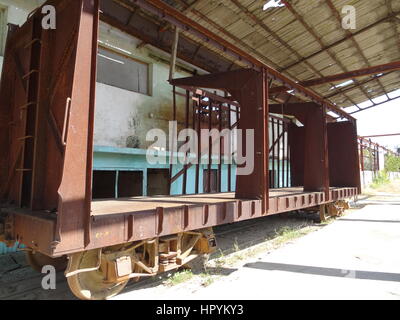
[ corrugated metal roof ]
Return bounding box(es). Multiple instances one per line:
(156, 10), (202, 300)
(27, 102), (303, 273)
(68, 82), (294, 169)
(105, 0), (400, 113)
(168, 0), (400, 112)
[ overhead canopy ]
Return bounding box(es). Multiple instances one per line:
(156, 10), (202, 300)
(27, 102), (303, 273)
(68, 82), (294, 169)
(100, 0), (400, 114)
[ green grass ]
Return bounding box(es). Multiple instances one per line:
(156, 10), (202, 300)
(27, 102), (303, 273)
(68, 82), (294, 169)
(213, 224), (314, 268)
(233, 238), (240, 252)
(199, 273), (217, 287)
(164, 269), (194, 286)
(273, 225), (311, 245)
(370, 171), (390, 189)
(164, 224), (317, 287)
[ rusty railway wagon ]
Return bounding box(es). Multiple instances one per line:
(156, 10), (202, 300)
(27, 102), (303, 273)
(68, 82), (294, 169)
(0, 0), (360, 300)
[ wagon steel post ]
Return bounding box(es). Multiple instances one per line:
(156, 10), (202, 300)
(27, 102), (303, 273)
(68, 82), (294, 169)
(207, 97), (212, 193)
(168, 86), (177, 195)
(227, 102), (232, 192)
(182, 90), (190, 195)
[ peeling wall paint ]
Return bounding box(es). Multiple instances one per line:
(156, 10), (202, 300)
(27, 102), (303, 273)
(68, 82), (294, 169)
(94, 22), (198, 150)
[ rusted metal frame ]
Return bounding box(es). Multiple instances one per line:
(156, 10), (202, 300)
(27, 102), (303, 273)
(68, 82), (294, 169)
(350, 95), (400, 114)
(280, 0), (370, 109)
(177, 85), (240, 107)
(286, 122), (290, 188)
(169, 26), (180, 81)
(281, 10), (400, 72)
(324, 71), (396, 100)
(10, 52), (28, 94)
(269, 114), (292, 123)
(363, 133), (400, 138)
(271, 61), (400, 92)
(360, 143), (365, 171)
(207, 99), (212, 193)
(0, 25), (24, 200)
(227, 101), (232, 192)
(195, 94), (201, 194)
(170, 118), (240, 184)
(19, 16), (43, 208)
(0, 147), (23, 199)
(38, 20), (80, 157)
(133, 0), (354, 121)
(47, 25), (79, 109)
(218, 101), (223, 193)
(269, 129), (284, 155)
(369, 140), (374, 174)
(12, 31), (34, 207)
(54, 0), (101, 253)
(376, 145), (380, 172)
(263, 69), (269, 213)
(358, 136), (399, 155)
(80, 187), (358, 253)
(271, 118), (275, 188)
(322, 106), (330, 199)
(182, 90), (190, 195)
(168, 86), (177, 195)
(282, 122), (287, 188)
(25, 15), (46, 210)
(325, 0), (390, 101)
(83, 0), (100, 246)
(277, 121), (281, 188)
(265, 73), (355, 122)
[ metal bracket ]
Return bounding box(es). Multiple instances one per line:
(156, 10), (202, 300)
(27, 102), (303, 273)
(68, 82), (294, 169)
(65, 249), (102, 278)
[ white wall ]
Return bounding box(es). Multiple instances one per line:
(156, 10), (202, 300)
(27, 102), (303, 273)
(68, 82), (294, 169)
(0, 0), (45, 72)
(360, 171), (375, 188)
(94, 22), (204, 150)
(0, 1), (206, 151)
(378, 150), (385, 171)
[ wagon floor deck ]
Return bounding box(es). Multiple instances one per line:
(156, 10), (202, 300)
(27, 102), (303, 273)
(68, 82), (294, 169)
(91, 187), (332, 217)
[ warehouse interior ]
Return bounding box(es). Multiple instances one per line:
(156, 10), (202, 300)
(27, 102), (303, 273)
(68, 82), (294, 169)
(0, 0), (399, 301)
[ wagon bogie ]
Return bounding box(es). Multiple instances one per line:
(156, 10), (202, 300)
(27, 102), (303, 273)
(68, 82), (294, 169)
(64, 228), (216, 300)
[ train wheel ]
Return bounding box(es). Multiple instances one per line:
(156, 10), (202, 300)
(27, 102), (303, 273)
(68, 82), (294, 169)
(26, 251), (68, 273)
(67, 250), (128, 300)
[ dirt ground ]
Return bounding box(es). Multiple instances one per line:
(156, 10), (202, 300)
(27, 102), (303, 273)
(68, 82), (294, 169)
(0, 180), (398, 300)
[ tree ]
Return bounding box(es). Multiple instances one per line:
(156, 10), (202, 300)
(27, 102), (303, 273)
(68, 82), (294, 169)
(385, 154), (400, 172)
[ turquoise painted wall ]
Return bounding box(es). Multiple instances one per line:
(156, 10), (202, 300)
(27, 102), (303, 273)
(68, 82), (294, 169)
(0, 242), (25, 255)
(93, 145), (237, 196)
(93, 146), (291, 195)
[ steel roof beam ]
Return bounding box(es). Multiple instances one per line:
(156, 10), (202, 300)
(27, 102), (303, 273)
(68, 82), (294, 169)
(325, 0), (390, 101)
(270, 61), (400, 93)
(281, 0), (375, 108)
(130, 0), (355, 121)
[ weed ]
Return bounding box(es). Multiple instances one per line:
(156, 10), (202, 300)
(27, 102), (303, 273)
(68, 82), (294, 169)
(165, 269), (193, 286)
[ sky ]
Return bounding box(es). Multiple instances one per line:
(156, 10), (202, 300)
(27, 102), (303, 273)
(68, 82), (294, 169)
(354, 94), (400, 152)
